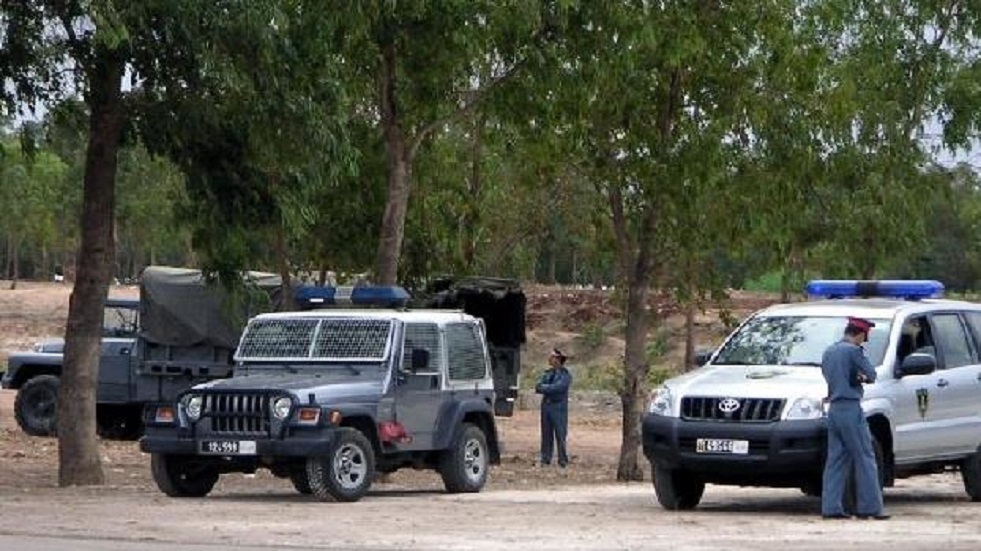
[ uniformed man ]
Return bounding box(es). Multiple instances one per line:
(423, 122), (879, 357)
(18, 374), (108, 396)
(820, 316), (889, 520)
(535, 348), (572, 467)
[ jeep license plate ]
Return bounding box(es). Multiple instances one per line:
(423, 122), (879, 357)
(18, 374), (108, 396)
(200, 440), (257, 455)
(695, 438), (749, 454)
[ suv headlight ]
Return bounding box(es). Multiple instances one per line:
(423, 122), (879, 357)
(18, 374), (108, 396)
(647, 386), (674, 416)
(184, 395), (203, 421)
(272, 396), (293, 420)
(785, 397), (825, 420)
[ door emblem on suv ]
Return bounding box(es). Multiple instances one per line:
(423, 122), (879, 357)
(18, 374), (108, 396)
(718, 398), (741, 413)
(916, 388), (929, 418)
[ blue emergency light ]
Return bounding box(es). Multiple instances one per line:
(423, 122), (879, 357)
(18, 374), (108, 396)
(294, 285), (410, 309)
(805, 280), (944, 300)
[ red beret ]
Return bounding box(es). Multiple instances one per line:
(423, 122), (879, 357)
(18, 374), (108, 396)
(847, 317), (875, 333)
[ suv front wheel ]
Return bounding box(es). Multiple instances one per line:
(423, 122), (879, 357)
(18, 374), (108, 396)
(306, 427), (375, 502)
(653, 465), (705, 510)
(962, 445), (981, 502)
(150, 454), (219, 498)
(14, 374), (60, 437)
(439, 423), (489, 493)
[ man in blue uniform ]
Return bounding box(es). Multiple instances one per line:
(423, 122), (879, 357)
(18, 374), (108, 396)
(536, 348), (572, 467)
(820, 316), (889, 520)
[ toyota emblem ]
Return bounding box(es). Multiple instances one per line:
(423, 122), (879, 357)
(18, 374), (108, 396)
(718, 397), (741, 413)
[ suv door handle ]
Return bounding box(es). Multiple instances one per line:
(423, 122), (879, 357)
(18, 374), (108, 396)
(936, 378), (949, 388)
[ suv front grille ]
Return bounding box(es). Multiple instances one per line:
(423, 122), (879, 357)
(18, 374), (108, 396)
(681, 396), (784, 422)
(201, 393), (272, 436)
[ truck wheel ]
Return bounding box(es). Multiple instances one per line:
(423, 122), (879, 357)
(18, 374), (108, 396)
(290, 469), (313, 495)
(306, 428), (375, 502)
(653, 465), (705, 510)
(14, 375), (60, 437)
(439, 423), (489, 493)
(962, 446), (981, 502)
(150, 454), (219, 498)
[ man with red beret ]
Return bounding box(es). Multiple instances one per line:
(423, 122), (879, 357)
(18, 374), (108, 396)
(820, 316), (889, 520)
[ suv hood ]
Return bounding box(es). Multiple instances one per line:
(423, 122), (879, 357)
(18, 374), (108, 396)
(194, 372), (384, 402)
(667, 364), (829, 400)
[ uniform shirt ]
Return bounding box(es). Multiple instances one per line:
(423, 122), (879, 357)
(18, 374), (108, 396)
(535, 367), (572, 404)
(821, 339), (876, 402)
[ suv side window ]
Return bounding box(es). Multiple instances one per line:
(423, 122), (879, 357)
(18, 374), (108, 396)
(897, 315), (934, 364)
(445, 322), (487, 380)
(401, 323), (441, 375)
(930, 313), (975, 369)
(962, 312), (981, 353)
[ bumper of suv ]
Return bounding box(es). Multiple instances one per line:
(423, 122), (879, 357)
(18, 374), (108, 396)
(140, 426), (336, 458)
(642, 414), (827, 486)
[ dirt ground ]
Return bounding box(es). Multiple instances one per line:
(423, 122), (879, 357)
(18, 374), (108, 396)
(1, 280), (979, 549)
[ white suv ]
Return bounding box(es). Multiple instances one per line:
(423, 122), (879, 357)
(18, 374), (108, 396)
(642, 280), (981, 510)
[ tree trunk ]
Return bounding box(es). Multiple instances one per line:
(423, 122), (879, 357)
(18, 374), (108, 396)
(9, 236), (19, 290)
(274, 222), (294, 312)
(374, 39), (412, 286)
(58, 48), (125, 487)
(684, 301), (695, 370)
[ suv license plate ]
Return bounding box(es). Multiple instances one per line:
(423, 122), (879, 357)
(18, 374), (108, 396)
(696, 438), (749, 454)
(200, 440), (257, 455)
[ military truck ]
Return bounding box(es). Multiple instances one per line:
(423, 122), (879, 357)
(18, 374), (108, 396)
(140, 279), (526, 502)
(1, 266), (287, 438)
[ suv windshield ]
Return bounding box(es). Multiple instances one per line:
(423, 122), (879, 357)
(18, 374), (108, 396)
(713, 315), (891, 367)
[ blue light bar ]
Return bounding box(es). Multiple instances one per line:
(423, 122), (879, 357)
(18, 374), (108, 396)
(294, 285), (410, 309)
(805, 280), (944, 300)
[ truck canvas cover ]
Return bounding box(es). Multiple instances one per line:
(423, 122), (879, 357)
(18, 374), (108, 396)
(140, 266), (287, 349)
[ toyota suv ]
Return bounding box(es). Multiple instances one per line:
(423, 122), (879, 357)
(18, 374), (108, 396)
(642, 280), (981, 509)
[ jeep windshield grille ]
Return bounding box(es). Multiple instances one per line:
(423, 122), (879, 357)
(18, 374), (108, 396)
(236, 318), (393, 362)
(713, 315), (890, 367)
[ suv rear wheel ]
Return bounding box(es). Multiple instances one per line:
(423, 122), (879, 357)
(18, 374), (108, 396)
(306, 428), (375, 502)
(653, 465), (705, 510)
(439, 423), (489, 493)
(150, 454), (219, 498)
(14, 374), (60, 437)
(962, 446), (981, 502)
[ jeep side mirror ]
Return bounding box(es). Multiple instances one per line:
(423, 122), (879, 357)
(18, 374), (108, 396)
(694, 349), (714, 367)
(410, 348), (430, 372)
(896, 352), (936, 378)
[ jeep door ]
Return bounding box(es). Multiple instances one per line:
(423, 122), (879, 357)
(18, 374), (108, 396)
(96, 338), (137, 403)
(393, 322), (446, 450)
(921, 312), (979, 456)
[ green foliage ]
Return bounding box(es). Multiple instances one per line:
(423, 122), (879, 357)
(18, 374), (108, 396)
(576, 322), (606, 351)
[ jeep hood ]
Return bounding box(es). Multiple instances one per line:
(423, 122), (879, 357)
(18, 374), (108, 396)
(194, 372), (384, 402)
(665, 364), (829, 400)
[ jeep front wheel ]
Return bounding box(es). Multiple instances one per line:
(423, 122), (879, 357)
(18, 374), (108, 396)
(653, 465), (705, 510)
(150, 454), (219, 498)
(14, 375), (60, 437)
(439, 423), (489, 493)
(962, 446), (981, 502)
(306, 428), (375, 502)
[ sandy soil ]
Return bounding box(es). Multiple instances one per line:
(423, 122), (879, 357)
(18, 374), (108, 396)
(1, 281), (979, 549)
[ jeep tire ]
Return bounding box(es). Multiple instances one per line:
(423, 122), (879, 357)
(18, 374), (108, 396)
(653, 465), (705, 510)
(439, 423), (489, 493)
(306, 428), (375, 502)
(290, 468), (313, 495)
(150, 454), (219, 498)
(962, 445), (981, 502)
(14, 374), (60, 437)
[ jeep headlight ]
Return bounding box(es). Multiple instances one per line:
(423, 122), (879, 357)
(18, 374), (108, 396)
(785, 397), (825, 420)
(185, 395), (203, 421)
(647, 386), (674, 416)
(272, 396), (292, 420)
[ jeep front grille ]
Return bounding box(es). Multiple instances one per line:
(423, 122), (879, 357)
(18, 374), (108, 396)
(202, 393), (271, 436)
(681, 397), (784, 422)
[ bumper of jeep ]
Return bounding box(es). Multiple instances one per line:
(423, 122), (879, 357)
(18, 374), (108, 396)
(642, 414), (827, 487)
(140, 426), (336, 457)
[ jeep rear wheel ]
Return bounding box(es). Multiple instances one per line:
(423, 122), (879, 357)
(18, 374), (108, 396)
(14, 375), (60, 437)
(653, 465), (705, 510)
(150, 454), (219, 498)
(439, 423), (489, 493)
(962, 446), (981, 502)
(306, 428), (375, 502)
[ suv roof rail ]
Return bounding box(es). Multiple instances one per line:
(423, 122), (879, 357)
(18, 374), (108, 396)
(805, 279), (945, 301)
